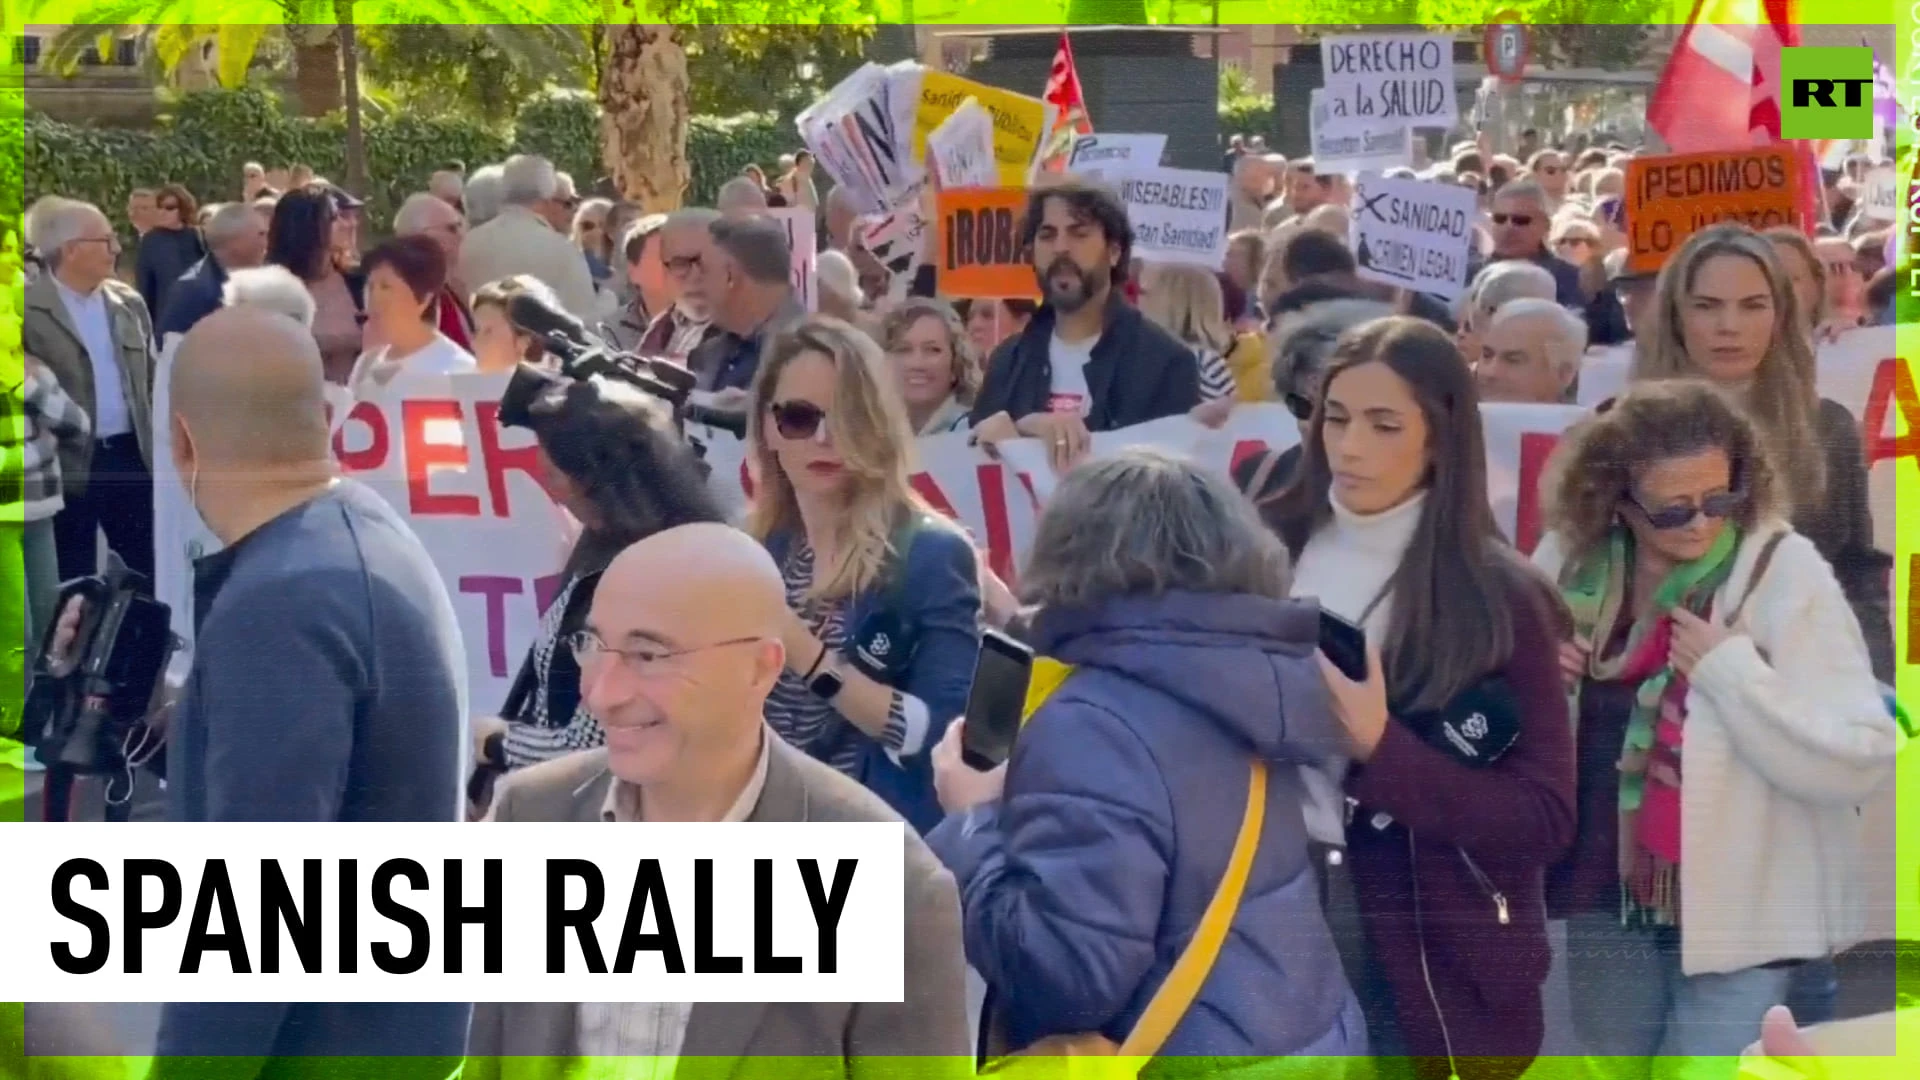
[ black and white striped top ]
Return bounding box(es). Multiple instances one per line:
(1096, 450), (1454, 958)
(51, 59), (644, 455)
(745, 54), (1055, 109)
(1196, 345), (1238, 402)
(764, 543), (932, 779)
(502, 574), (604, 769)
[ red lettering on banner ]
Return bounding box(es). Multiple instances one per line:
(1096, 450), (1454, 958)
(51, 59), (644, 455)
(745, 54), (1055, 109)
(1228, 439), (1276, 479)
(473, 401), (552, 516)
(403, 400), (481, 517)
(459, 575), (523, 677)
(1514, 431), (1560, 555)
(333, 401), (388, 472)
(533, 572), (568, 618)
(739, 458), (755, 501)
(974, 463), (1017, 586)
(1861, 357), (1920, 466)
(909, 471), (962, 521)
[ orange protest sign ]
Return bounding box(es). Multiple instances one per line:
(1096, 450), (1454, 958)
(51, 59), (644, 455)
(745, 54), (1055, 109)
(935, 188), (1041, 301)
(1625, 148), (1801, 275)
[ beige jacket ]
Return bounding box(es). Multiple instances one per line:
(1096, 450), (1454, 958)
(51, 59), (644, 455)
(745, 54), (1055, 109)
(458, 205), (599, 321)
(21, 273), (155, 496)
(463, 737), (974, 1080)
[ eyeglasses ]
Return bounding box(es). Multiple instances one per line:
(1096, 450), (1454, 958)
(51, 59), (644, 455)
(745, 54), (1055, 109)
(74, 237), (122, 254)
(1491, 213), (1536, 227)
(770, 400), (830, 441)
(1627, 490), (1745, 530)
(1822, 260), (1857, 277)
(566, 630), (763, 676)
(665, 255), (702, 276)
(1558, 236), (1597, 249)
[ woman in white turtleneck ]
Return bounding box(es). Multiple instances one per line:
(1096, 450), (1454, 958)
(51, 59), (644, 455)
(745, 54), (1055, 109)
(1251, 315), (1573, 1080)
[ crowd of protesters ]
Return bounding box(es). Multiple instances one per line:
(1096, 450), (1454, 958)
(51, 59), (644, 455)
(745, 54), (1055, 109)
(4, 118), (1908, 1080)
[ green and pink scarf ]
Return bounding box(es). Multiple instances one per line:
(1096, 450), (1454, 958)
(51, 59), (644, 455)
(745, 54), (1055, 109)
(1560, 525), (1740, 927)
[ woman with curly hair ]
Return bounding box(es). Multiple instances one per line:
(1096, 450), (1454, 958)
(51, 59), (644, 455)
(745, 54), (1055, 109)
(1533, 379), (1897, 1073)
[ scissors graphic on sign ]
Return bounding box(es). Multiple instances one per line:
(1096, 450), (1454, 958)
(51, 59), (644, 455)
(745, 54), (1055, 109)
(1358, 188), (1391, 223)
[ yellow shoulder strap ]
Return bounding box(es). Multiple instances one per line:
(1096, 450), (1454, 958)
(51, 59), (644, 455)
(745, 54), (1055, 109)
(1020, 657), (1076, 725)
(1116, 758), (1269, 1059)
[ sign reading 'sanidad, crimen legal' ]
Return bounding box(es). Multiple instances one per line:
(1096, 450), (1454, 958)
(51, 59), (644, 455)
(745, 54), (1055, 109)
(1624, 148), (1801, 274)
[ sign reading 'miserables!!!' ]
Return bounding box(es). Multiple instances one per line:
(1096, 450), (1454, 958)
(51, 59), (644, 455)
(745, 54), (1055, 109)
(1624, 148), (1801, 275)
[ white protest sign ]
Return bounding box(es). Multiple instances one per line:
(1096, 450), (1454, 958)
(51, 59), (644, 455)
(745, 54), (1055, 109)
(1320, 33), (1459, 132)
(1349, 171), (1478, 299)
(1859, 164), (1896, 223)
(1113, 167), (1231, 269)
(770, 207), (818, 312)
(926, 98), (1000, 189)
(1068, 133), (1167, 177)
(1310, 88), (1413, 176)
(858, 179), (932, 300)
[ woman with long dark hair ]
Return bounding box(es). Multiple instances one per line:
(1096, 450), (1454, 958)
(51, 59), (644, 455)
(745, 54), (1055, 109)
(469, 376), (726, 797)
(268, 184), (362, 384)
(1255, 316), (1574, 1080)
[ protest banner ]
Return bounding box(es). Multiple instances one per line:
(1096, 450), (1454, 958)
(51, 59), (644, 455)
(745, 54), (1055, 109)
(857, 180), (933, 301)
(925, 98), (999, 189)
(796, 62), (921, 212)
(914, 72), (1048, 188)
(934, 187), (1040, 300)
(1067, 133), (1167, 176)
(1624, 148), (1801, 275)
(1860, 164), (1896, 223)
(1310, 88), (1414, 176)
(1113, 167), (1231, 269)
(770, 207), (818, 312)
(1348, 172), (1478, 299)
(1319, 33), (1458, 132)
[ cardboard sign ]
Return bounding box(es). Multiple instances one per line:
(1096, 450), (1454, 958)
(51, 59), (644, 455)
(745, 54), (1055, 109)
(925, 99), (999, 189)
(1310, 88), (1413, 176)
(770, 207), (818, 312)
(1348, 172), (1478, 299)
(914, 72), (1048, 188)
(1112, 167), (1231, 269)
(1625, 148), (1801, 275)
(1068, 133), (1167, 175)
(935, 187), (1040, 300)
(1859, 163), (1896, 223)
(1319, 33), (1459, 132)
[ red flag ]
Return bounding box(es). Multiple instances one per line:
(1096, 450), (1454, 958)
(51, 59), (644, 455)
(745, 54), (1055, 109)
(1036, 33), (1094, 174)
(1647, 0), (1820, 232)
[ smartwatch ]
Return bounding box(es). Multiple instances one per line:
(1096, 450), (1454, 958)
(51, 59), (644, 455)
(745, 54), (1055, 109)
(807, 659), (845, 701)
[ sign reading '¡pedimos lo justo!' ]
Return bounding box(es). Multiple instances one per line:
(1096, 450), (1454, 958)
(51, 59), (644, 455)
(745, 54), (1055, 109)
(1625, 148), (1802, 275)
(935, 187), (1040, 300)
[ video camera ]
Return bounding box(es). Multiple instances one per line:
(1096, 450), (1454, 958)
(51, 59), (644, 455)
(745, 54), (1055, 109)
(499, 293), (748, 445)
(22, 554), (177, 785)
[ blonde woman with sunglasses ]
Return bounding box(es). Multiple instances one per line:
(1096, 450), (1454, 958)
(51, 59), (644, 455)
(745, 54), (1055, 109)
(747, 316), (983, 833)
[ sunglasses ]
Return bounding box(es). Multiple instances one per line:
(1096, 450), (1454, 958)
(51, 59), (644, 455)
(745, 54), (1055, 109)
(1629, 490), (1745, 530)
(770, 400), (829, 441)
(1490, 213), (1536, 227)
(1822, 260), (1857, 277)
(1284, 391), (1315, 422)
(159, 202), (180, 212)
(1558, 236), (1597, 247)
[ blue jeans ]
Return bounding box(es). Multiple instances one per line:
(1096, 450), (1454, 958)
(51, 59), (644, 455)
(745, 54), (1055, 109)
(1564, 912), (1792, 1080)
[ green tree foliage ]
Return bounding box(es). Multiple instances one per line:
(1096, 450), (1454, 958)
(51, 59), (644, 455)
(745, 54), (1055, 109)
(23, 88), (787, 237)
(683, 24), (873, 118)
(358, 24), (592, 129)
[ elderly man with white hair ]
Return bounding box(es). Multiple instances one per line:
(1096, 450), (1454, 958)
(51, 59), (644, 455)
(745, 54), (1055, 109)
(155, 202), (269, 339)
(1455, 258), (1559, 368)
(1472, 297), (1587, 404)
(716, 175), (770, 219)
(21, 197), (158, 581)
(458, 153), (597, 319)
(463, 163), (506, 226)
(395, 191), (475, 350)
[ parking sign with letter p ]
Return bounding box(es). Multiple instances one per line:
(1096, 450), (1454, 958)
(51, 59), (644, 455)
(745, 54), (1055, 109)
(1779, 47), (1874, 139)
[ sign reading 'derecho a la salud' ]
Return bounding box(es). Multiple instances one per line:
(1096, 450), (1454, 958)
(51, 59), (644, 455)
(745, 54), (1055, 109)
(1624, 148), (1802, 275)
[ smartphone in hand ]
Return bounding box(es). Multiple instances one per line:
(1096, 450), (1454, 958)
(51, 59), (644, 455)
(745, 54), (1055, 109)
(1318, 607), (1369, 683)
(960, 628), (1035, 771)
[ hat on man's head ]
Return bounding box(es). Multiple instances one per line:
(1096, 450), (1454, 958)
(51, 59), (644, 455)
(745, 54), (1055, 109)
(323, 182), (365, 213)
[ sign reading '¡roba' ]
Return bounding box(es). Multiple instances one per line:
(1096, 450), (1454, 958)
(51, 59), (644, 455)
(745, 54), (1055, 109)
(1624, 148), (1802, 275)
(935, 187), (1040, 301)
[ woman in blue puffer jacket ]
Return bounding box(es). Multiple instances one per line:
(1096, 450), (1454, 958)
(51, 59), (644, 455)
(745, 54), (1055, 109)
(929, 447), (1367, 1070)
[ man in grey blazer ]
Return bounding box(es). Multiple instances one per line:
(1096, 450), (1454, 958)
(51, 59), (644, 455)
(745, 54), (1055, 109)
(467, 523), (973, 1080)
(22, 197), (158, 581)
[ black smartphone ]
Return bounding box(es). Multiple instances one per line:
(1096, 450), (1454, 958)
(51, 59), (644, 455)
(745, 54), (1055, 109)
(1318, 607), (1369, 682)
(960, 628), (1035, 771)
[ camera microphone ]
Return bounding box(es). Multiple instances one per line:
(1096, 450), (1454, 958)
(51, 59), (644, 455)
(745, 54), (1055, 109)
(506, 292), (593, 354)
(683, 403), (749, 439)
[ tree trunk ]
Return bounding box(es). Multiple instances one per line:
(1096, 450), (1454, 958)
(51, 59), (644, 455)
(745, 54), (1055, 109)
(291, 36), (342, 116)
(599, 20), (690, 211)
(337, 11), (366, 198)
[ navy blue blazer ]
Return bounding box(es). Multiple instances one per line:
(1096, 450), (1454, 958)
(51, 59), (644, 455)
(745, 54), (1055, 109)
(155, 256), (228, 342)
(764, 517), (983, 833)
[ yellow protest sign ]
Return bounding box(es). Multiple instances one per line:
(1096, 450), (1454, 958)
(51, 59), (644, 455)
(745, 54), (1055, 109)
(915, 72), (1048, 188)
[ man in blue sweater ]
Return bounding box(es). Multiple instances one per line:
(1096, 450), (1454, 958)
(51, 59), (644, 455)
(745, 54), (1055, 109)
(154, 306), (470, 1076)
